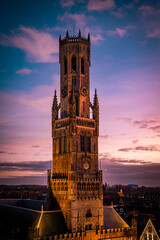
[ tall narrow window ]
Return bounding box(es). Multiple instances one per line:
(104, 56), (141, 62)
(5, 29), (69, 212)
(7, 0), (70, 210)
(83, 101), (85, 113)
(64, 56), (67, 74)
(81, 58), (84, 74)
(59, 138), (61, 153)
(64, 137), (66, 153)
(72, 76), (76, 90)
(71, 56), (76, 73)
(80, 135), (85, 152)
(87, 136), (91, 153)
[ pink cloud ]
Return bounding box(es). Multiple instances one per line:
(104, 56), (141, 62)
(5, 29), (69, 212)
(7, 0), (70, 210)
(108, 28), (127, 37)
(0, 26), (58, 63)
(149, 125), (160, 133)
(119, 145), (160, 152)
(16, 68), (33, 75)
(87, 0), (115, 11)
(91, 33), (104, 43)
(58, 13), (94, 27)
(148, 29), (160, 38)
(125, 25), (136, 29)
(138, 5), (153, 16)
(111, 9), (123, 18)
(60, 0), (74, 7)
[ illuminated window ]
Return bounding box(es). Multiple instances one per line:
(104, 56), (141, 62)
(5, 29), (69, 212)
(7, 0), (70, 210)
(148, 227), (152, 233)
(154, 236), (157, 240)
(86, 209), (92, 218)
(81, 58), (84, 74)
(71, 56), (76, 73)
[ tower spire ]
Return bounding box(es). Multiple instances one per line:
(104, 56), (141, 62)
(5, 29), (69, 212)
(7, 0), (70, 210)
(52, 90), (59, 121)
(66, 30), (69, 38)
(93, 88), (99, 110)
(52, 90), (58, 110)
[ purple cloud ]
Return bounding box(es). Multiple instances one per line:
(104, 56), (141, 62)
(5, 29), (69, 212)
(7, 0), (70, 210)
(60, 0), (74, 7)
(118, 145), (160, 152)
(0, 160), (50, 172)
(0, 26), (58, 63)
(87, 0), (115, 11)
(102, 162), (160, 187)
(31, 145), (40, 148)
(16, 68), (33, 75)
(108, 28), (127, 38)
(138, 5), (154, 16)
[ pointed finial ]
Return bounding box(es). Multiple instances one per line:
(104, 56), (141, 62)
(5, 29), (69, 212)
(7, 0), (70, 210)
(93, 88), (99, 110)
(88, 33), (90, 42)
(78, 29), (81, 38)
(52, 90), (58, 110)
(66, 30), (69, 38)
(59, 35), (61, 41)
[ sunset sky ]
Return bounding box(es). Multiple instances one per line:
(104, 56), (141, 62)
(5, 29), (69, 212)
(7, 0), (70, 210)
(0, 0), (160, 186)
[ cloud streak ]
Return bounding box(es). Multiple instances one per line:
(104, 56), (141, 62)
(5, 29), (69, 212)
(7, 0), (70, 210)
(60, 0), (75, 7)
(16, 68), (33, 75)
(0, 160), (50, 172)
(87, 0), (115, 11)
(0, 26), (58, 63)
(102, 162), (160, 187)
(108, 28), (127, 38)
(118, 145), (160, 152)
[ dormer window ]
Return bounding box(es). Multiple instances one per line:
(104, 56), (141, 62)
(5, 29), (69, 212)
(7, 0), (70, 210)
(81, 58), (84, 74)
(71, 56), (76, 73)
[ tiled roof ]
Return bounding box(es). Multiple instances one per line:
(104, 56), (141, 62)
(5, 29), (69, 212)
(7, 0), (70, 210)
(103, 206), (129, 229)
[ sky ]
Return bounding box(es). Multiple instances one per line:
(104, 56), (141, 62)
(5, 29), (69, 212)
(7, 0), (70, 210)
(0, 0), (160, 187)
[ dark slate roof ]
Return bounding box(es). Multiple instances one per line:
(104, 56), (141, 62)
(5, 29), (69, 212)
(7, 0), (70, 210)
(0, 200), (68, 240)
(39, 210), (68, 237)
(0, 204), (40, 240)
(103, 206), (129, 229)
(0, 199), (46, 210)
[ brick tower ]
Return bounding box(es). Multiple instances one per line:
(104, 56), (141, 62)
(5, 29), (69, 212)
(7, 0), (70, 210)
(48, 30), (103, 232)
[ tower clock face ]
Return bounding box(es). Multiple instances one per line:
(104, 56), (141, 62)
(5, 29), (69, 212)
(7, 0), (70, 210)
(61, 86), (67, 98)
(83, 161), (90, 170)
(81, 86), (88, 97)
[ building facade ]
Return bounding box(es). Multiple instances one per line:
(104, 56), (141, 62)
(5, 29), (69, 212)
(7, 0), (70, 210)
(140, 219), (160, 240)
(49, 30), (103, 232)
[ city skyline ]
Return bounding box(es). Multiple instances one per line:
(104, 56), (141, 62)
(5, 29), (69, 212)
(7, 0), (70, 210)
(0, 0), (160, 186)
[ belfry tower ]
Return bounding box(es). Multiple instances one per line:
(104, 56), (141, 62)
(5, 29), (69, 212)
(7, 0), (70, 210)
(48, 30), (103, 232)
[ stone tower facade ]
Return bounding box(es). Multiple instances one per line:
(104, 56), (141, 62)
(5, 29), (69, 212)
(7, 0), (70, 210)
(49, 30), (103, 232)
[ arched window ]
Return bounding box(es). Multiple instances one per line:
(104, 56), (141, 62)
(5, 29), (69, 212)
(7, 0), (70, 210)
(71, 56), (76, 73)
(64, 56), (67, 74)
(81, 58), (84, 74)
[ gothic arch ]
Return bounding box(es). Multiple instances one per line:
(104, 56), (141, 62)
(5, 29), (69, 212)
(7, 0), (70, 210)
(64, 56), (67, 74)
(71, 55), (76, 73)
(81, 57), (84, 74)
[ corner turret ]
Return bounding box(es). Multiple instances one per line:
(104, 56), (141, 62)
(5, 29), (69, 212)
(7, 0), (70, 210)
(52, 90), (60, 122)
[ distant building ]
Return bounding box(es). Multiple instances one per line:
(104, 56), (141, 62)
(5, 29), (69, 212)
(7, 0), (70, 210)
(140, 219), (160, 240)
